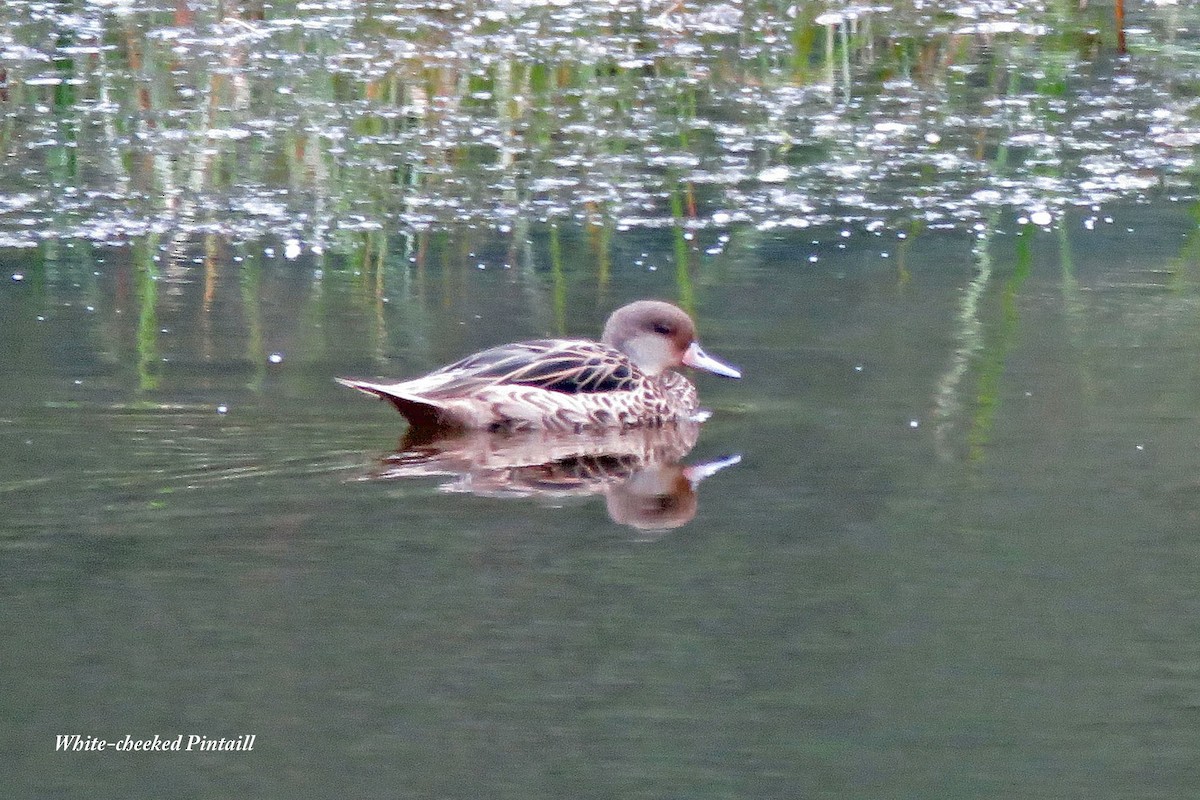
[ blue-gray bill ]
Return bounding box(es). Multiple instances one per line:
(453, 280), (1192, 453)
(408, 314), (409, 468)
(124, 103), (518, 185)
(682, 342), (742, 379)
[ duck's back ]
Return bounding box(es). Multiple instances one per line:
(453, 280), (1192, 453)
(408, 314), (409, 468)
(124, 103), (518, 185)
(409, 339), (638, 398)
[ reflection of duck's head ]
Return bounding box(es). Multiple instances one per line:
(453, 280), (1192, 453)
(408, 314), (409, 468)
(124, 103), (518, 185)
(602, 300), (742, 379)
(604, 465), (697, 532)
(605, 454), (742, 534)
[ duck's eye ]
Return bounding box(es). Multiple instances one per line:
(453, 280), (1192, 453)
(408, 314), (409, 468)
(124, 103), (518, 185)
(652, 322), (672, 335)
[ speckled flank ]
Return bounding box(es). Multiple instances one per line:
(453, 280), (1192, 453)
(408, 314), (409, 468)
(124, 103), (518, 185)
(446, 373), (698, 434)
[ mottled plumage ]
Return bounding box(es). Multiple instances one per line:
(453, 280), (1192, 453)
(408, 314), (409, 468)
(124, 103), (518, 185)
(417, 340), (637, 397)
(337, 300), (740, 432)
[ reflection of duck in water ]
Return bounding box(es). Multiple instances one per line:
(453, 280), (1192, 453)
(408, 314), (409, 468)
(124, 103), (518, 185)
(368, 423), (740, 534)
(337, 300), (740, 433)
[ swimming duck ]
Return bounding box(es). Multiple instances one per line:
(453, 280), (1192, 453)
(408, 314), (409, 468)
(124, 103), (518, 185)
(337, 300), (741, 432)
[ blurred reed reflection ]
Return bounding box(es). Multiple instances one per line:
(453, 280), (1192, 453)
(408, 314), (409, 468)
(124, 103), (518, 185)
(0, 0), (1183, 249)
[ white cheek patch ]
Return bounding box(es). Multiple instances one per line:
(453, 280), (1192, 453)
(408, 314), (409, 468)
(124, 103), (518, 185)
(624, 335), (674, 375)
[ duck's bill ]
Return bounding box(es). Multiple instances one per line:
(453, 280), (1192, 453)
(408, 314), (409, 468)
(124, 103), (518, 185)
(682, 342), (742, 379)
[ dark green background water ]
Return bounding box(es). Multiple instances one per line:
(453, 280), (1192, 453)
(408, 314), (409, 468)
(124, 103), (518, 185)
(4, 0), (1200, 796)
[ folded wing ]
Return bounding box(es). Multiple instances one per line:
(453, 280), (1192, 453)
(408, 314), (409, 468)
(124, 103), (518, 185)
(421, 340), (638, 397)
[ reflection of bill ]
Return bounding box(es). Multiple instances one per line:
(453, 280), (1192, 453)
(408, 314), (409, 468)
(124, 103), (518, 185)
(360, 422), (740, 534)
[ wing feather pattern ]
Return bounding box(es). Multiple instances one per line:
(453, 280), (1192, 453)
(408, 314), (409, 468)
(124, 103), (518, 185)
(422, 340), (638, 397)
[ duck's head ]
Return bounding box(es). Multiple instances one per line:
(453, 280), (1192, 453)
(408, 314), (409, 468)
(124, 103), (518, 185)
(602, 300), (742, 379)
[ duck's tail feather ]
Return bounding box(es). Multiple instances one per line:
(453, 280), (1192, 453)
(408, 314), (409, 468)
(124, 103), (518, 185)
(336, 378), (458, 429)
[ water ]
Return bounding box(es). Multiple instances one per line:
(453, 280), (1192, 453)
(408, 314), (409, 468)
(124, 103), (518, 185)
(4, 0), (1200, 797)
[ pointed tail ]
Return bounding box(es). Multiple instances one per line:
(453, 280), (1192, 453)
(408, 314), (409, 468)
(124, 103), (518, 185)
(336, 378), (458, 429)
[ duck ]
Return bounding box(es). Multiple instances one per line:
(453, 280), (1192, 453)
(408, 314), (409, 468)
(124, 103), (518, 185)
(337, 300), (741, 433)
